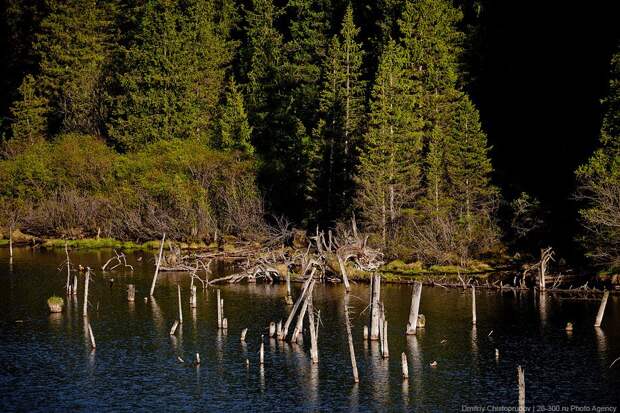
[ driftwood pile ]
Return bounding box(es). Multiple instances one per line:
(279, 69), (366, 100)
(152, 220), (385, 291)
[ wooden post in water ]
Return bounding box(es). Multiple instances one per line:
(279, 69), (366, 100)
(363, 326), (368, 340)
(276, 320), (283, 340)
(308, 291), (318, 363)
(127, 284), (135, 302)
(8, 225), (13, 258)
(282, 275), (312, 339)
(83, 268), (91, 317)
(189, 285), (197, 308)
(217, 289), (222, 329)
(149, 233), (166, 296)
(382, 319), (389, 359)
(406, 281), (422, 335)
(222, 318), (228, 329)
(285, 273), (293, 305)
(169, 320), (179, 335)
(65, 242), (71, 293)
(195, 353), (201, 365)
(517, 365), (525, 411)
(401, 352), (409, 380)
(594, 290), (609, 327)
(269, 322), (276, 338)
(88, 322), (96, 349)
(241, 328), (248, 342)
(344, 303), (359, 383)
(259, 335), (264, 365)
(72, 273), (78, 296)
(472, 285), (477, 326)
(177, 284), (183, 324)
(370, 273), (381, 340)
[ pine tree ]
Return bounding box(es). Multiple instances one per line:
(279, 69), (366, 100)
(576, 46), (620, 267)
(34, 0), (111, 135)
(217, 78), (253, 154)
(6, 74), (49, 156)
(314, 4), (366, 223)
(108, 0), (232, 150)
(356, 41), (424, 247)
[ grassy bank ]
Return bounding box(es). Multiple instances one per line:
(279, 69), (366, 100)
(37, 237), (212, 251)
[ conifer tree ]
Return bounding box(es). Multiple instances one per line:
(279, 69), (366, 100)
(109, 0), (231, 150)
(576, 47), (620, 267)
(356, 41), (423, 247)
(217, 78), (253, 154)
(6, 75), (49, 156)
(315, 4), (366, 223)
(34, 0), (111, 135)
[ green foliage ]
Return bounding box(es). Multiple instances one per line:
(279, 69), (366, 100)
(47, 296), (64, 306)
(576, 46), (620, 268)
(314, 5), (366, 223)
(108, 0), (232, 150)
(34, 0), (111, 134)
(356, 40), (424, 248)
(217, 78), (253, 154)
(6, 75), (49, 156)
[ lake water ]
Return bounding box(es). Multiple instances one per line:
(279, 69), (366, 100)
(0, 248), (619, 412)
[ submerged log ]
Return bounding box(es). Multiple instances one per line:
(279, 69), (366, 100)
(518, 365), (525, 410)
(282, 275), (313, 340)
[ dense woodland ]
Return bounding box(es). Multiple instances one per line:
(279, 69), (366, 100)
(0, 0), (618, 270)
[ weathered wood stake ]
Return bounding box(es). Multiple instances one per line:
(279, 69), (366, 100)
(88, 322), (96, 349)
(189, 285), (197, 308)
(217, 289), (222, 329)
(149, 233), (166, 296)
(518, 365), (525, 411)
(195, 353), (201, 365)
(370, 273), (381, 340)
(222, 318), (228, 329)
(259, 336), (264, 364)
(169, 320), (179, 335)
(401, 352), (409, 380)
(127, 284), (135, 302)
(382, 319), (389, 359)
(363, 325), (368, 340)
(8, 225), (13, 258)
(177, 284), (183, 324)
(472, 285), (477, 326)
(594, 290), (609, 327)
(83, 268), (91, 317)
(344, 303), (359, 383)
(285, 273), (293, 305)
(65, 242), (71, 293)
(292, 285), (311, 343)
(72, 273), (78, 296)
(406, 281), (422, 335)
(308, 291), (318, 363)
(269, 322), (276, 338)
(276, 320), (283, 340)
(240, 328), (248, 342)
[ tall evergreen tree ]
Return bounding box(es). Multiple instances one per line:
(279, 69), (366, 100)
(356, 41), (423, 248)
(34, 0), (110, 135)
(5, 74), (49, 156)
(314, 4), (366, 223)
(108, 0), (231, 150)
(576, 46), (620, 268)
(217, 78), (253, 154)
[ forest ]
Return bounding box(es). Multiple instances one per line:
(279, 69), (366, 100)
(0, 0), (618, 272)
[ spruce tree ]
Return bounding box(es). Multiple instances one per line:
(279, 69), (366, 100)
(109, 0), (231, 150)
(34, 0), (111, 135)
(315, 4), (366, 223)
(217, 78), (253, 154)
(356, 41), (423, 248)
(6, 74), (49, 156)
(576, 47), (620, 268)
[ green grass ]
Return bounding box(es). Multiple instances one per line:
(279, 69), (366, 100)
(47, 296), (64, 306)
(0, 239), (8, 246)
(40, 237), (210, 251)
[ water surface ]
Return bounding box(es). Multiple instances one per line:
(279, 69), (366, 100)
(0, 248), (618, 412)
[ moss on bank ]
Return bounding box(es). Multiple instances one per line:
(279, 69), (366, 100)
(38, 237), (210, 250)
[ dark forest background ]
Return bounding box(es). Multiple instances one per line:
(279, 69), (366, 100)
(0, 0), (618, 269)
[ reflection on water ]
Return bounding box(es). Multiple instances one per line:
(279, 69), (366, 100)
(0, 248), (618, 411)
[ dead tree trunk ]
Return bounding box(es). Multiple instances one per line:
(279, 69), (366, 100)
(282, 274), (313, 340)
(406, 281), (422, 335)
(308, 291), (318, 363)
(594, 290), (609, 327)
(149, 233), (166, 296)
(83, 268), (91, 317)
(370, 273), (381, 340)
(344, 302), (359, 383)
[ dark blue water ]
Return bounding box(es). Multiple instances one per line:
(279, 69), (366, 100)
(0, 248), (619, 412)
